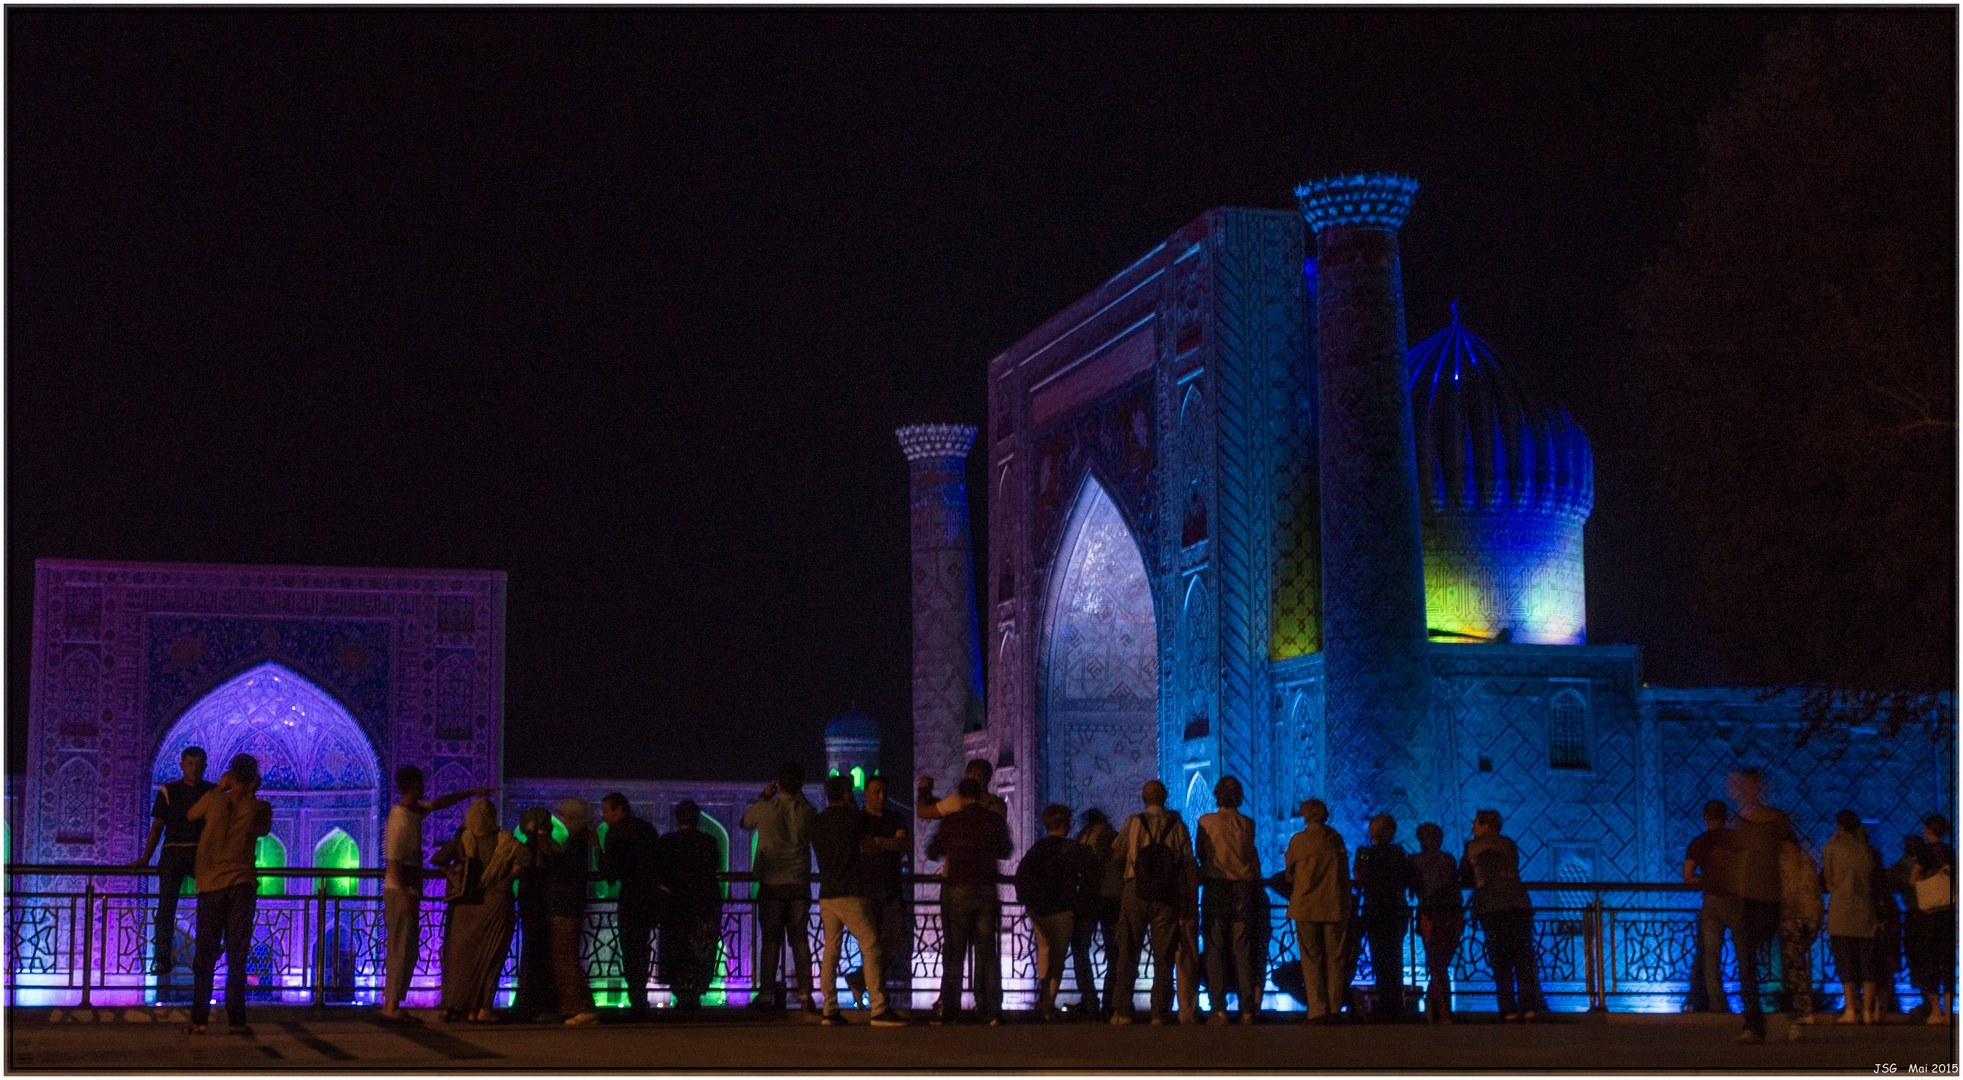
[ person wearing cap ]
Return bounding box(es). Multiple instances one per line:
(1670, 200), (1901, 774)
(182, 753), (272, 1035)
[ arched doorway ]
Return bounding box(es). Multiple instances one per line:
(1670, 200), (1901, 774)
(152, 662), (383, 882)
(1042, 476), (1160, 821)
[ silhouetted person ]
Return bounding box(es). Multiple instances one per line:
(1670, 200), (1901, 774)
(183, 753), (271, 1036)
(598, 792), (660, 1021)
(1015, 803), (1095, 1020)
(652, 800), (722, 1016)
(1069, 808), (1123, 1018)
(433, 797), (530, 1024)
(1776, 836), (1822, 1029)
(1354, 813), (1414, 1019)
(1111, 779), (1201, 1025)
(926, 777), (1012, 1024)
(132, 745), (214, 986)
(742, 762), (819, 1013)
(513, 806), (560, 1021)
(548, 797), (600, 1026)
(1196, 776), (1262, 1025)
(1908, 814), (1954, 1024)
(809, 774), (904, 1026)
(379, 765), (492, 1023)
(1284, 798), (1350, 1023)
(1683, 798), (1739, 1014)
(1409, 823), (1461, 1023)
(1823, 810), (1881, 1026)
(1461, 808), (1542, 1023)
(1725, 768), (1796, 1044)
(846, 774), (911, 1007)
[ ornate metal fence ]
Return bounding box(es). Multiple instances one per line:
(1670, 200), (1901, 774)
(2, 866), (1931, 1014)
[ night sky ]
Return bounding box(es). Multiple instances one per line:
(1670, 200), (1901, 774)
(9, 9), (1807, 782)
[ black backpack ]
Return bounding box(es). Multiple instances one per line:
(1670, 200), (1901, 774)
(1132, 813), (1180, 905)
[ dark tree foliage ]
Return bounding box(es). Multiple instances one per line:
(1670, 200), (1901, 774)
(1628, 13), (1956, 739)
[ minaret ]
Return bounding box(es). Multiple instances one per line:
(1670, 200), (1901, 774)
(1296, 174), (1432, 838)
(896, 424), (985, 867)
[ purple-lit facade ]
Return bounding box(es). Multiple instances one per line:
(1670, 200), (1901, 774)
(21, 561), (504, 869)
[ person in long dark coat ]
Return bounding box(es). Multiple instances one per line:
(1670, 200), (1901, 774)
(513, 806), (560, 1022)
(598, 793), (660, 1021)
(653, 800), (724, 1016)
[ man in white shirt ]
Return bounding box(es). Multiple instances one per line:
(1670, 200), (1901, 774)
(915, 758), (1007, 820)
(1195, 775), (1262, 1024)
(741, 762), (820, 1012)
(378, 765), (491, 1022)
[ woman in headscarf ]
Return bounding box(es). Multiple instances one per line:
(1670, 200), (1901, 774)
(432, 797), (531, 1023)
(549, 797), (600, 1025)
(513, 806), (560, 1022)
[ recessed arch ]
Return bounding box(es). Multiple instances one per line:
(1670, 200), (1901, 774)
(1040, 474), (1160, 817)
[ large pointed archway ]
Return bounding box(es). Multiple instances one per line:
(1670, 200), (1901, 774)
(152, 662), (383, 877)
(1041, 476), (1160, 820)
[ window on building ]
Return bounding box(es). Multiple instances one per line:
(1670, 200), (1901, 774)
(1549, 689), (1591, 770)
(313, 829), (360, 897)
(255, 834), (288, 896)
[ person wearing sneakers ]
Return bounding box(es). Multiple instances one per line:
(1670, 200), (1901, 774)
(183, 753), (272, 1035)
(1015, 803), (1095, 1021)
(1195, 776), (1262, 1025)
(809, 774), (906, 1027)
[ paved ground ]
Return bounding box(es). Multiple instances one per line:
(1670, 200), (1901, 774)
(6, 1008), (1956, 1073)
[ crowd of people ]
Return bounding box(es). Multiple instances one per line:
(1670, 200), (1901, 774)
(136, 747), (1955, 1039)
(1682, 771), (1957, 1043)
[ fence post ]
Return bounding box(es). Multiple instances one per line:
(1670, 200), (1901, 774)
(79, 876), (95, 1008)
(313, 875), (328, 1009)
(1586, 888), (1606, 1012)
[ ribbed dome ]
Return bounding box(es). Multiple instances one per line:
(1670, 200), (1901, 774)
(1406, 306), (1593, 521)
(824, 708), (879, 742)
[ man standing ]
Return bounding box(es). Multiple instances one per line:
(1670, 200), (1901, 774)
(378, 766), (491, 1023)
(1196, 776), (1262, 1025)
(1015, 803), (1095, 1021)
(1284, 799), (1351, 1023)
(925, 777), (1013, 1024)
(848, 774), (910, 1007)
(1110, 779), (1201, 1025)
(1409, 823), (1463, 1023)
(1354, 814), (1415, 1019)
(183, 753), (272, 1035)
(1069, 808), (1123, 1018)
(742, 762), (820, 1013)
(1683, 799), (1739, 1014)
(598, 792), (660, 1021)
(809, 774), (906, 1026)
(1726, 768), (1796, 1044)
(1461, 809), (1543, 1023)
(132, 745), (215, 986)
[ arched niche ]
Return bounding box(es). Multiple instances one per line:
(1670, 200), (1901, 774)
(1040, 474), (1160, 819)
(152, 661), (383, 873)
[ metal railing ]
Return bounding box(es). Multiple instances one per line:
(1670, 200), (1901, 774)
(1, 865), (1933, 1014)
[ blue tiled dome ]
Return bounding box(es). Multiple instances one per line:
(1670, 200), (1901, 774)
(824, 708), (879, 742)
(1406, 305), (1593, 522)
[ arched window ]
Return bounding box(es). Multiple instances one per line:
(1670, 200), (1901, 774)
(1548, 688), (1591, 771)
(255, 834), (288, 896)
(314, 829), (360, 897)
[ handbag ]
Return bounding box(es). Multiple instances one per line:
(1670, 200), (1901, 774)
(1914, 867), (1953, 912)
(443, 853), (485, 904)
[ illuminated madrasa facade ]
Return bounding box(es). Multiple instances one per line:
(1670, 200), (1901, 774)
(12, 175), (1952, 887)
(903, 173), (1955, 881)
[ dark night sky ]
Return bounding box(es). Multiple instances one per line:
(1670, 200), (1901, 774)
(8, 8), (1808, 782)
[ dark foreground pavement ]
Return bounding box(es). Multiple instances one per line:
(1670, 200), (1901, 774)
(6, 1009), (1956, 1073)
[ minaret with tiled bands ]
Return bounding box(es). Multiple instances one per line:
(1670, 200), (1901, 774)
(1296, 174), (1432, 839)
(896, 424), (986, 865)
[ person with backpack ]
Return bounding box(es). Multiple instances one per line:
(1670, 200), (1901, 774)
(1283, 799), (1351, 1023)
(1015, 803), (1097, 1021)
(1110, 779), (1200, 1025)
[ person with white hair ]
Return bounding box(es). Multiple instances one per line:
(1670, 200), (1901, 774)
(1195, 775), (1261, 1024)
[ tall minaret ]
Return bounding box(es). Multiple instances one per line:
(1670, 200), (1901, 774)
(896, 424), (985, 868)
(1296, 174), (1432, 839)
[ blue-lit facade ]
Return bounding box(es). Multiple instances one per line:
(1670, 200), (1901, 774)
(964, 177), (1955, 877)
